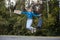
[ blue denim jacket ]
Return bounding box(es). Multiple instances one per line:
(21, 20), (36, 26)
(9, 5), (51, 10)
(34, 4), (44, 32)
(21, 11), (40, 19)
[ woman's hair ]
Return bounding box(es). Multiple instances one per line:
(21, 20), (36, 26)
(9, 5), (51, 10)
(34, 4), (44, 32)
(26, 5), (32, 9)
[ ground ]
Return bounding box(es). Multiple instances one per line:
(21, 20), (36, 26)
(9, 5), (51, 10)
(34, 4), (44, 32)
(0, 35), (60, 40)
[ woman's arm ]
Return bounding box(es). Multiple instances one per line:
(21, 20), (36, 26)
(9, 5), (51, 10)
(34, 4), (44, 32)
(33, 12), (42, 17)
(14, 10), (27, 15)
(14, 10), (22, 14)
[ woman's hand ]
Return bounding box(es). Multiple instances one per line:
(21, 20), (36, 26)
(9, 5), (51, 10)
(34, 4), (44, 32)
(14, 10), (21, 14)
(39, 14), (42, 17)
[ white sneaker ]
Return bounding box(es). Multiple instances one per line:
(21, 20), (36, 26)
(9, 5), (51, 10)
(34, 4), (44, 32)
(33, 28), (36, 32)
(30, 27), (36, 33)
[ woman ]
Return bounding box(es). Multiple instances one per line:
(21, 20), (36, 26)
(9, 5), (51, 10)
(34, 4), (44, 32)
(31, 1), (43, 29)
(14, 6), (41, 33)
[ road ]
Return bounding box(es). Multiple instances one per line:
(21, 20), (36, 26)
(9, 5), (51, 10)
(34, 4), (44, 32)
(0, 35), (60, 40)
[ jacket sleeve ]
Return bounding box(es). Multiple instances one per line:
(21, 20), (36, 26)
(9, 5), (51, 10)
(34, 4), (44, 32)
(21, 11), (27, 14)
(32, 12), (42, 17)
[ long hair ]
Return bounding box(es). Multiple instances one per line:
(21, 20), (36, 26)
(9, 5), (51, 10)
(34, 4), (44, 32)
(31, 1), (44, 14)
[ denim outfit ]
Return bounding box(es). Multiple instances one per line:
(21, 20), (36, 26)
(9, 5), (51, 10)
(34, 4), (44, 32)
(21, 11), (40, 30)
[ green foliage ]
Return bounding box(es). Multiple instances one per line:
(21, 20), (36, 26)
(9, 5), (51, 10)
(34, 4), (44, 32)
(0, 0), (60, 36)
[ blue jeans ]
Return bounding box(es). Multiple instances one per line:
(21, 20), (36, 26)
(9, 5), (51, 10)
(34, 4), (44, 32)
(37, 17), (43, 27)
(26, 19), (33, 30)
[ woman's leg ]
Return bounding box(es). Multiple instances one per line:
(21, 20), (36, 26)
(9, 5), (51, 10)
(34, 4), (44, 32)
(26, 19), (36, 33)
(37, 17), (43, 28)
(26, 19), (33, 30)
